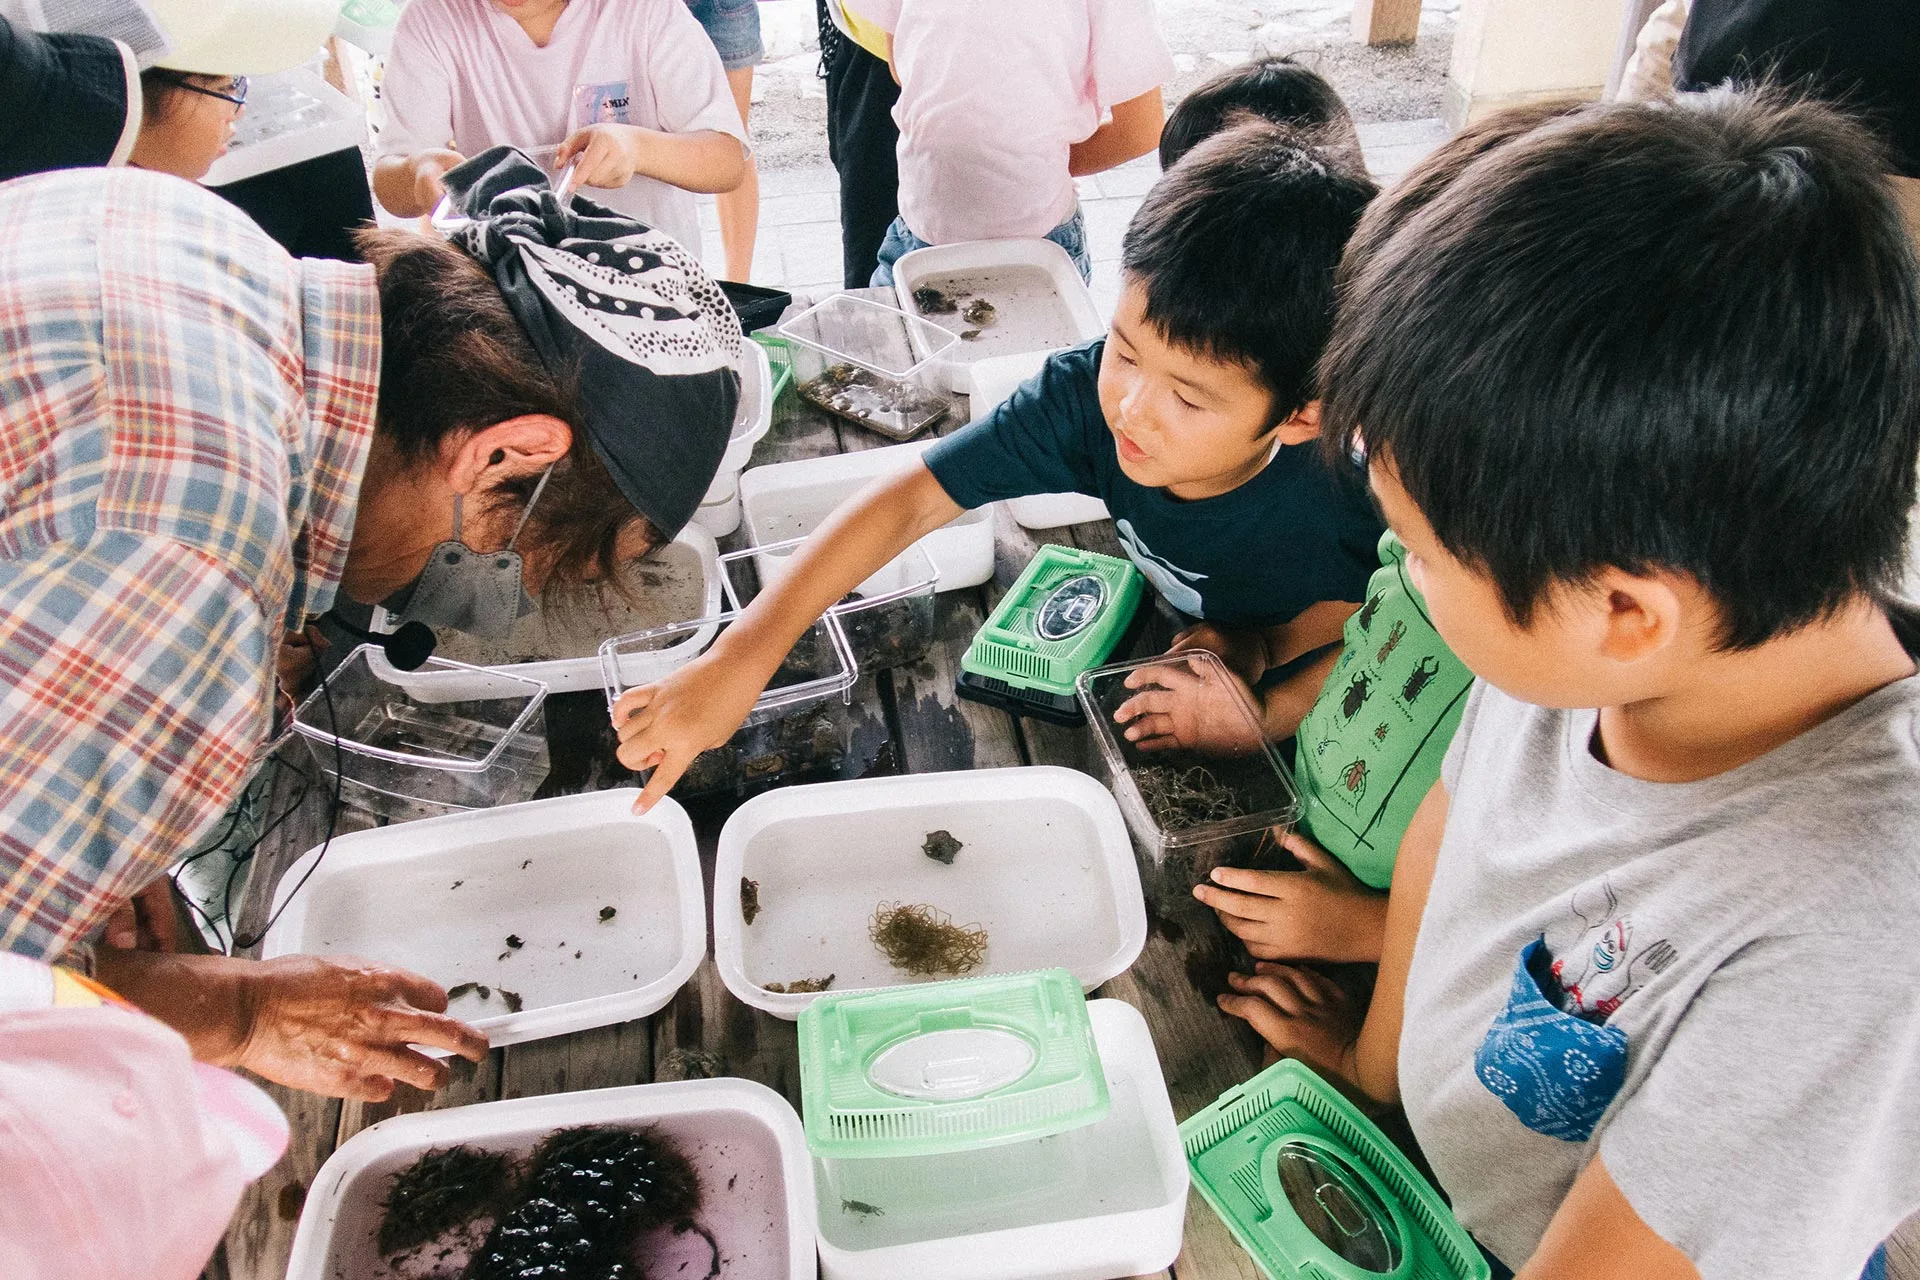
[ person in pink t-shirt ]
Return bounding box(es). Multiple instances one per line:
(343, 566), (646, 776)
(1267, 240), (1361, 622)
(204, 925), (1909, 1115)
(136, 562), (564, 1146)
(373, 0), (748, 258)
(862, 0), (1173, 286)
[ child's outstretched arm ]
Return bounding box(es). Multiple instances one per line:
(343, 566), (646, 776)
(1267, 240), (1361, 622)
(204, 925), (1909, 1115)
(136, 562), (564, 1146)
(1069, 87), (1165, 176)
(556, 124), (747, 196)
(613, 462), (964, 811)
(1218, 779), (1448, 1101)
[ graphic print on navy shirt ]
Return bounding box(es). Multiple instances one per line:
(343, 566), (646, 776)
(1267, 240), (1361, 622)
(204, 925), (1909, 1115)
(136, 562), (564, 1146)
(923, 340), (1382, 626)
(1475, 881), (1678, 1141)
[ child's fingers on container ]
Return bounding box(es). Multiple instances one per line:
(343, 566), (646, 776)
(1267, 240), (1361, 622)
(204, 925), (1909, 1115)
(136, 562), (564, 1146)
(633, 757), (680, 813)
(1208, 865), (1289, 896)
(1194, 880), (1272, 919)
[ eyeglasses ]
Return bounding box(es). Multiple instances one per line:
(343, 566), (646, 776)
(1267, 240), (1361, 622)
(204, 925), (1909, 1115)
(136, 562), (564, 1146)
(161, 73), (249, 108)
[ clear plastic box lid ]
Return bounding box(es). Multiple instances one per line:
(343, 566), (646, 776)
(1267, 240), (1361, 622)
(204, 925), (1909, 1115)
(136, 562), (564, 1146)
(797, 968), (1110, 1159)
(599, 609), (857, 727)
(1181, 1059), (1490, 1280)
(290, 644), (548, 773)
(1076, 651), (1301, 850)
(777, 292), (959, 380)
(718, 536), (940, 615)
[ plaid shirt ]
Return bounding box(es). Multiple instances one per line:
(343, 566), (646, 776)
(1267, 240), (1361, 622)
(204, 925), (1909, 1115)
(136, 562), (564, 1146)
(0, 169), (380, 960)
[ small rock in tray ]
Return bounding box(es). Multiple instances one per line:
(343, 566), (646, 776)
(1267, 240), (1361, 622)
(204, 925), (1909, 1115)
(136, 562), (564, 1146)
(960, 328), (982, 341)
(740, 877), (761, 926)
(962, 298), (996, 326)
(921, 830), (963, 865)
(763, 975), (835, 994)
(598, 905), (618, 922)
(911, 286), (958, 314)
(505, 935), (524, 950)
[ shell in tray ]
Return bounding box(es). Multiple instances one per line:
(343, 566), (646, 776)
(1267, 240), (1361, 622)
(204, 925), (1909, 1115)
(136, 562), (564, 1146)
(714, 767), (1147, 1019)
(262, 790), (705, 1048)
(285, 1078), (815, 1280)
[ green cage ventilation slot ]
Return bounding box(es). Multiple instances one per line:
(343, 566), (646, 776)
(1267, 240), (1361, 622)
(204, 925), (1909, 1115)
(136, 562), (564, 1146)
(798, 968), (1110, 1159)
(1180, 1059), (1490, 1280)
(957, 545), (1145, 724)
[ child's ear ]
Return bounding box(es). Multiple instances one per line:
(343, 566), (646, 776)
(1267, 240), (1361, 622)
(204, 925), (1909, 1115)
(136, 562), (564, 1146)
(1591, 569), (1686, 666)
(1271, 399), (1322, 446)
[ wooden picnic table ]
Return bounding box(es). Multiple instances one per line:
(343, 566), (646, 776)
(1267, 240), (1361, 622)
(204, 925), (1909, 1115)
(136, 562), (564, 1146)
(211, 324), (1272, 1280)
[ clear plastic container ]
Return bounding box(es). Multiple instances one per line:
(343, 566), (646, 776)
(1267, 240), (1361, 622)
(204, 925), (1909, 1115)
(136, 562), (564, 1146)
(778, 293), (959, 441)
(798, 968), (1108, 1159)
(291, 645), (550, 823)
(1076, 652), (1301, 929)
(600, 611), (859, 798)
(721, 537), (939, 673)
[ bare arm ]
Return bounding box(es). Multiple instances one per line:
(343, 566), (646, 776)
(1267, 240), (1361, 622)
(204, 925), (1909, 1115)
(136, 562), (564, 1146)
(1172, 598), (1359, 687)
(556, 124), (747, 195)
(1520, 1157), (1700, 1279)
(372, 148), (465, 218)
(1350, 778), (1447, 1101)
(614, 462), (964, 808)
(1068, 87), (1165, 176)
(1257, 644), (1341, 740)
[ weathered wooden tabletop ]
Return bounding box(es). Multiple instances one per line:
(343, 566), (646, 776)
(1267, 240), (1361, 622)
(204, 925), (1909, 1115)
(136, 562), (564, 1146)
(211, 350), (1270, 1280)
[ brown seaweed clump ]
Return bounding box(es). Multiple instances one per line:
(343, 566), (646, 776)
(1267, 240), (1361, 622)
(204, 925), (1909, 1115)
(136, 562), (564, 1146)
(740, 877), (761, 926)
(869, 903), (988, 976)
(1133, 764), (1246, 831)
(378, 1145), (515, 1257)
(763, 975), (835, 993)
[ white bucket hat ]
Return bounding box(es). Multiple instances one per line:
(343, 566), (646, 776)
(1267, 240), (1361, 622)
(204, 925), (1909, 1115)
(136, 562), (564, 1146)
(146, 0), (344, 74)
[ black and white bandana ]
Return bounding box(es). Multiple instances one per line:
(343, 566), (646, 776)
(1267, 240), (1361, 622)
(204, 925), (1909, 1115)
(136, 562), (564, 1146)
(440, 146), (744, 538)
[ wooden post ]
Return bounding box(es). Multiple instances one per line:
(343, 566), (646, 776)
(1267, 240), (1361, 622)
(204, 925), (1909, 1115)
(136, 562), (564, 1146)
(1352, 0), (1422, 47)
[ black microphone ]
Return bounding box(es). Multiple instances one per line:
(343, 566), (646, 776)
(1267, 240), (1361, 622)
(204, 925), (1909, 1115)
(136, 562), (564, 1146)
(327, 615), (438, 672)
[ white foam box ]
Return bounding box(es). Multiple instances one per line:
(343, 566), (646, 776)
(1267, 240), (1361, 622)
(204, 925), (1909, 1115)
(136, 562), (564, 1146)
(367, 525), (724, 701)
(714, 766), (1147, 1020)
(263, 789), (705, 1048)
(892, 238), (1106, 395)
(285, 1078), (815, 1280)
(739, 439), (994, 592)
(814, 998), (1187, 1280)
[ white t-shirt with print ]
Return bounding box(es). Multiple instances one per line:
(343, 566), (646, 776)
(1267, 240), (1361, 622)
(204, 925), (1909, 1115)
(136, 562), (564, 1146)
(862, 0), (1172, 245)
(379, 0), (746, 257)
(1399, 670), (1920, 1278)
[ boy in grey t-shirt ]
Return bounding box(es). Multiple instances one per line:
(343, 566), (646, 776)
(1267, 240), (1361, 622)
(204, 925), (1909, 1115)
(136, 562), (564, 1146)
(1219, 90), (1920, 1279)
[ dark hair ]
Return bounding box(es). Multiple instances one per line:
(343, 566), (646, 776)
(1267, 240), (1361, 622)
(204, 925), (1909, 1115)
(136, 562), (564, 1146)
(1159, 56), (1360, 169)
(1121, 118), (1376, 419)
(356, 228), (654, 593)
(1322, 88), (1920, 648)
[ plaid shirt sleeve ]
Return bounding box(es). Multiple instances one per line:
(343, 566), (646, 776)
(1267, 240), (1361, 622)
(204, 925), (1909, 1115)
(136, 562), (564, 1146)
(0, 169), (378, 960)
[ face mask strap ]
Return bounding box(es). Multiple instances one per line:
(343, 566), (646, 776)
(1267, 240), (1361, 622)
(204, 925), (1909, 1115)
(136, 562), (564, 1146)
(447, 464), (556, 552)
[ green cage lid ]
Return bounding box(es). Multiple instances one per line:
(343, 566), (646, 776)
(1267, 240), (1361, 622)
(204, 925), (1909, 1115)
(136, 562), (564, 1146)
(798, 968), (1110, 1159)
(750, 331), (795, 406)
(1181, 1059), (1490, 1280)
(960, 545), (1144, 698)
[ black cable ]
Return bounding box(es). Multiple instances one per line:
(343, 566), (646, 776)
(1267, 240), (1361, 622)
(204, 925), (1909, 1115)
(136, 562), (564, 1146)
(231, 667), (344, 952)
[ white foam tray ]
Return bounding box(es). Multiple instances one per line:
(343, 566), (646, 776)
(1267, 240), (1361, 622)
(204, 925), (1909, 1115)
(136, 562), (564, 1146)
(286, 1078), (815, 1280)
(739, 440), (994, 593)
(892, 238), (1106, 394)
(815, 998), (1186, 1280)
(366, 524), (723, 701)
(715, 767), (1147, 1020)
(263, 789), (705, 1048)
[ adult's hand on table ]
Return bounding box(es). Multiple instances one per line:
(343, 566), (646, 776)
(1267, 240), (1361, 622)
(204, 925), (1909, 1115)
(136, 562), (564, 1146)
(612, 651), (768, 813)
(1114, 652), (1265, 755)
(1194, 831), (1388, 964)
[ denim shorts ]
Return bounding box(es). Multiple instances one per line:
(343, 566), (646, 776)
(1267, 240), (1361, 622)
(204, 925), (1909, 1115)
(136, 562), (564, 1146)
(685, 0), (764, 71)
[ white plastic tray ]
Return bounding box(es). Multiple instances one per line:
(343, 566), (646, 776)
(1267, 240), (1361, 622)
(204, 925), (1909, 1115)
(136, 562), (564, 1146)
(285, 1078), (815, 1280)
(202, 67), (365, 188)
(367, 525), (723, 701)
(262, 789), (705, 1048)
(814, 998), (1187, 1280)
(715, 767), (1147, 1019)
(893, 239), (1106, 394)
(724, 337), (777, 476)
(739, 440), (994, 592)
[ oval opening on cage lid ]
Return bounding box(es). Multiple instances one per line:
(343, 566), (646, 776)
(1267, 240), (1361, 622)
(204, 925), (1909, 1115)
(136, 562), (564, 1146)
(1037, 574), (1107, 641)
(867, 1027), (1039, 1101)
(1272, 1140), (1403, 1274)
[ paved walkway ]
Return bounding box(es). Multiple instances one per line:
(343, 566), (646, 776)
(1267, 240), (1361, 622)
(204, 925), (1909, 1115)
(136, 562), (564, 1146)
(694, 116), (1449, 315)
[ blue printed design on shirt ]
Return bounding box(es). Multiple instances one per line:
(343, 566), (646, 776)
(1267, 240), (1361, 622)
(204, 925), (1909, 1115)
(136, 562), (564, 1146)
(1474, 938), (1628, 1141)
(1115, 518), (1205, 616)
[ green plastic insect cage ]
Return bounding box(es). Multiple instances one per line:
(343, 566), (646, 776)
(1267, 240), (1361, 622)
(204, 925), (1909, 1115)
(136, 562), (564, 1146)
(957, 544), (1145, 724)
(797, 968), (1110, 1160)
(1181, 1059), (1490, 1280)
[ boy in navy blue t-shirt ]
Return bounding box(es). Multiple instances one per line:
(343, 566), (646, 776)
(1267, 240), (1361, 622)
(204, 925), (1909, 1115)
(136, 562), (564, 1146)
(612, 119), (1381, 801)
